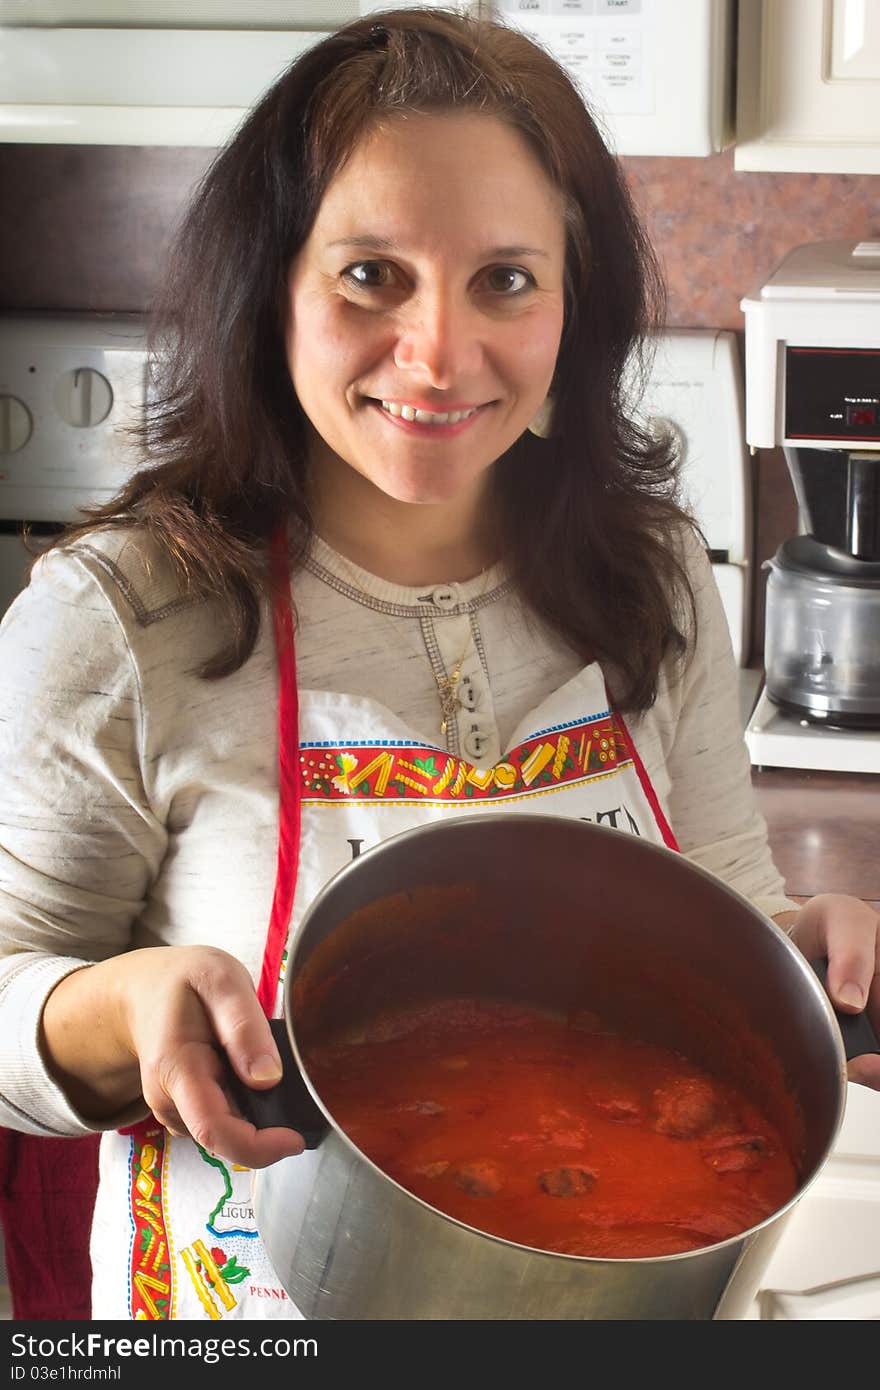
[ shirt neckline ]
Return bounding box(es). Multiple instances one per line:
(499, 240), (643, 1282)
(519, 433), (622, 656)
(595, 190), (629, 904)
(304, 534), (512, 615)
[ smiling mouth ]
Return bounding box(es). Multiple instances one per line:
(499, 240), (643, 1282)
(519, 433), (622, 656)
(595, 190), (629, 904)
(370, 399), (486, 426)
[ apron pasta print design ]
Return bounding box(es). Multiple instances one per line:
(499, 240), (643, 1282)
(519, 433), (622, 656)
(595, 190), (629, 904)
(299, 713), (628, 806)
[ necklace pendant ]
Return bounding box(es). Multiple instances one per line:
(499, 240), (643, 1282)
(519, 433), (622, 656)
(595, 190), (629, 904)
(437, 674), (460, 736)
(436, 653), (468, 739)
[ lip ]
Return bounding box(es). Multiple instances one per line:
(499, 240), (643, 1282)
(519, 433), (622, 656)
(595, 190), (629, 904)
(370, 398), (483, 413)
(367, 398), (491, 438)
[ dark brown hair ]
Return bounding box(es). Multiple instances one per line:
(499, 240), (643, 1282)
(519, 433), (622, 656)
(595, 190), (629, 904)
(61, 6), (695, 707)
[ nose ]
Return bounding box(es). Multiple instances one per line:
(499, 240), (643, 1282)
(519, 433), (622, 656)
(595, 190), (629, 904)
(392, 288), (484, 390)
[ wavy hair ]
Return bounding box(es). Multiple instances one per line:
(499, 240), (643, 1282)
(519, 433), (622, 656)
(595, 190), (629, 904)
(59, 5), (695, 707)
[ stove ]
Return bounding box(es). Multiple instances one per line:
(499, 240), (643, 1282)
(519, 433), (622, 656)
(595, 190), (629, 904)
(0, 311), (147, 617)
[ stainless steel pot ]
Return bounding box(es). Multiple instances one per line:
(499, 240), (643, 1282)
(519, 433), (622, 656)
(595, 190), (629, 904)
(234, 814), (876, 1320)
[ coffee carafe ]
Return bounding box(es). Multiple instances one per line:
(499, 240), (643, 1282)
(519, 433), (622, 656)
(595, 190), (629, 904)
(742, 241), (880, 746)
(765, 448), (880, 729)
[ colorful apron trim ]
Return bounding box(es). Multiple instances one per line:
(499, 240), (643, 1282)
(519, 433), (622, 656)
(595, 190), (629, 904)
(127, 1124), (172, 1320)
(299, 715), (628, 804)
(126, 1127), (257, 1321)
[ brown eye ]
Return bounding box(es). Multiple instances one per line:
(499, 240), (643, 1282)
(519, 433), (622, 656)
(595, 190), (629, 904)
(342, 261), (394, 290)
(484, 266), (533, 295)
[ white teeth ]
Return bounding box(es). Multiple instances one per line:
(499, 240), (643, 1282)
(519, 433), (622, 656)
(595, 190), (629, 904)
(379, 400), (479, 426)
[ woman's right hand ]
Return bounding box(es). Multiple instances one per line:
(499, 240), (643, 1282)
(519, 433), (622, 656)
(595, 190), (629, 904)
(41, 945), (305, 1168)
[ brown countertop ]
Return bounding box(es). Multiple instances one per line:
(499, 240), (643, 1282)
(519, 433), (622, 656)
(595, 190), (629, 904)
(751, 767), (879, 909)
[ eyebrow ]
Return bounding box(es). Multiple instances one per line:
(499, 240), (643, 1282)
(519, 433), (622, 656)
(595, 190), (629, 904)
(325, 235), (550, 260)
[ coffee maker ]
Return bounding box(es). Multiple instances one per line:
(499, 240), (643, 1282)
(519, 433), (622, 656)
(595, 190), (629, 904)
(742, 239), (880, 773)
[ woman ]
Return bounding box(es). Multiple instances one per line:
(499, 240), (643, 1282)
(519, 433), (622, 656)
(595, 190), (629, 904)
(0, 8), (877, 1322)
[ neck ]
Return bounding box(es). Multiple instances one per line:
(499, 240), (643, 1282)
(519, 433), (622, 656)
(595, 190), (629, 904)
(308, 443), (497, 585)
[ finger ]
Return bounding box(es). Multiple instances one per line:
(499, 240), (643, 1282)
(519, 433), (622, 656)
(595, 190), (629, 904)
(205, 1122), (306, 1170)
(806, 896), (879, 1013)
(186, 952), (286, 1091)
(827, 946), (879, 1016)
(146, 1100), (188, 1138)
(142, 1069), (201, 1139)
(169, 1061), (304, 1167)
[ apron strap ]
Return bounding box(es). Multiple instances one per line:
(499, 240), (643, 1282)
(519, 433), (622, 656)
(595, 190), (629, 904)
(609, 693), (680, 852)
(257, 526), (302, 1016)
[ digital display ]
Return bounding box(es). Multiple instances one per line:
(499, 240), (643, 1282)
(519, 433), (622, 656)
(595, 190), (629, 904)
(785, 347), (880, 443)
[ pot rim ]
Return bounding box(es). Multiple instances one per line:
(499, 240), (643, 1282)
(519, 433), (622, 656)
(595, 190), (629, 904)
(278, 813), (849, 1265)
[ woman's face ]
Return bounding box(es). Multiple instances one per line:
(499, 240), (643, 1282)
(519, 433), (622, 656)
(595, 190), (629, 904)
(285, 110), (567, 510)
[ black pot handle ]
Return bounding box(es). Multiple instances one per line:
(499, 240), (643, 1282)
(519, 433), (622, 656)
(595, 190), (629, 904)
(224, 1018), (329, 1150)
(811, 957), (880, 1061)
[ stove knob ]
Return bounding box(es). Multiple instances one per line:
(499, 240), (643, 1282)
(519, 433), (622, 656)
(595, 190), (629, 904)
(53, 368), (113, 428)
(0, 394), (33, 453)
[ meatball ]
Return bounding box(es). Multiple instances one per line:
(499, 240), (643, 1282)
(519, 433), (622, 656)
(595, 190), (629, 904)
(538, 1166), (597, 1197)
(452, 1161), (504, 1197)
(653, 1076), (721, 1138)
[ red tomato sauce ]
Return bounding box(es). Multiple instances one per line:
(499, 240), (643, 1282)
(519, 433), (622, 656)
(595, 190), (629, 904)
(305, 998), (800, 1258)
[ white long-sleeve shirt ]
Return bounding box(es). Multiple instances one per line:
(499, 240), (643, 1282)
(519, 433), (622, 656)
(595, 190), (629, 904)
(0, 525), (793, 1138)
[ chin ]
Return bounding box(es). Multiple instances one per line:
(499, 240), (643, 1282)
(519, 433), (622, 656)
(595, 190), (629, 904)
(371, 467), (492, 509)
(389, 480), (460, 503)
(386, 485), (478, 508)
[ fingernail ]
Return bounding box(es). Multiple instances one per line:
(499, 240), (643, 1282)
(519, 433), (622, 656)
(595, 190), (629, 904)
(249, 1054), (282, 1082)
(838, 982), (864, 1010)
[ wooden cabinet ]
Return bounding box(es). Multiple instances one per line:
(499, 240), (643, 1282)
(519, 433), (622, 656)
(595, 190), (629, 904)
(735, 0), (880, 173)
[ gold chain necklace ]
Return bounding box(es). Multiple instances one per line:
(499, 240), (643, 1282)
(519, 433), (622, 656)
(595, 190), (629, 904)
(327, 545), (492, 737)
(436, 634), (473, 737)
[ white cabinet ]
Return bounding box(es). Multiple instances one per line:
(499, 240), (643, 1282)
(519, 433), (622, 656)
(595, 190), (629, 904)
(0, 0), (734, 155)
(735, 0), (880, 173)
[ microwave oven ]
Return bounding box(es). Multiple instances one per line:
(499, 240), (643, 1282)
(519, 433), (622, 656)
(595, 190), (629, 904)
(0, 0), (734, 156)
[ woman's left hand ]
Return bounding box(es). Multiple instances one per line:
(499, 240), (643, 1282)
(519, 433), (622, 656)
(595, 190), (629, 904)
(777, 893), (880, 1090)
